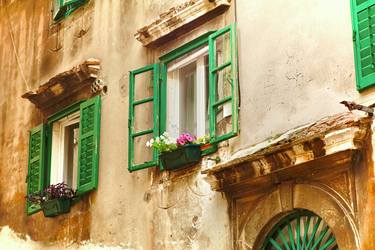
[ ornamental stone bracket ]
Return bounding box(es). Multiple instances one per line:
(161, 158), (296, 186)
(134, 0), (231, 47)
(22, 58), (100, 115)
(202, 112), (372, 195)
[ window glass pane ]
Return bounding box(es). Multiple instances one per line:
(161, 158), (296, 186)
(65, 124), (79, 189)
(133, 134), (154, 166)
(215, 31), (231, 67)
(134, 102), (154, 133)
(50, 112), (80, 189)
(215, 102), (232, 138)
(134, 70), (154, 101)
(166, 46), (209, 138)
(215, 65), (232, 101)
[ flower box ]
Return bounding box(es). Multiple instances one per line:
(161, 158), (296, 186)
(42, 198), (71, 217)
(160, 144), (201, 171)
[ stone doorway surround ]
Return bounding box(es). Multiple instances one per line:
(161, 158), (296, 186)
(202, 112), (372, 250)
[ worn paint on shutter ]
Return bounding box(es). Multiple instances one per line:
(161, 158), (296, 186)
(352, 0), (375, 90)
(77, 95), (101, 195)
(26, 124), (46, 215)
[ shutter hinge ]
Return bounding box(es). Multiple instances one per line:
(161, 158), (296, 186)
(353, 30), (357, 42)
(25, 174), (29, 183)
(128, 119), (131, 128)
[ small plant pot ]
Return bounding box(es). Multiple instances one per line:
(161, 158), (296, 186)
(42, 198), (71, 217)
(160, 144), (201, 171)
(200, 143), (212, 151)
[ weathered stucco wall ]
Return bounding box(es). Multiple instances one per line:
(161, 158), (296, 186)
(0, 0), (231, 248)
(235, 0), (361, 148)
(1, 0), (375, 249)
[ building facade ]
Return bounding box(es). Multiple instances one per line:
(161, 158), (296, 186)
(0, 0), (375, 249)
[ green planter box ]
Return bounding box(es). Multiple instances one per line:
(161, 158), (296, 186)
(160, 144), (201, 171)
(42, 198), (71, 217)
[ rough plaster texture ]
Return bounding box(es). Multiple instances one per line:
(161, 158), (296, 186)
(0, 0), (230, 249)
(235, 0), (362, 148)
(1, 0), (375, 249)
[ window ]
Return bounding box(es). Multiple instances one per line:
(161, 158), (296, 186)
(53, 0), (87, 22)
(128, 24), (239, 172)
(26, 96), (101, 215)
(350, 0), (375, 90)
(166, 46), (210, 138)
(50, 111), (80, 190)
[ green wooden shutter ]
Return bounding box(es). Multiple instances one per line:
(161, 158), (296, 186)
(208, 24), (239, 143)
(128, 64), (160, 172)
(26, 124), (46, 215)
(53, 0), (67, 21)
(64, 0), (87, 17)
(77, 95), (101, 195)
(53, 0), (87, 21)
(351, 0), (375, 90)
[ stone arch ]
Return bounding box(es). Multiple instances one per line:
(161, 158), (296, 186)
(239, 182), (360, 250)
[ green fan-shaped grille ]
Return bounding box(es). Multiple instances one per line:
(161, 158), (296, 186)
(262, 210), (338, 250)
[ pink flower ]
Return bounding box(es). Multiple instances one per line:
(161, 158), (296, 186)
(176, 138), (186, 146)
(176, 133), (196, 145)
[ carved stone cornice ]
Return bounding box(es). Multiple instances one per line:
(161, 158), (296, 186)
(202, 113), (372, 193)
(22, 58), (100, 113)
(134, 0), (231, 47)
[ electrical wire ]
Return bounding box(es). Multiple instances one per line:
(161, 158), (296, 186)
(2, 0), (32, 92)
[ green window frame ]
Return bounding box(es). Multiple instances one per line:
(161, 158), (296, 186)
(26, 96), (101, 215)
(128, 23), (239, 172)
(350, 0), (375, 90)
(53, 0), (87, 22)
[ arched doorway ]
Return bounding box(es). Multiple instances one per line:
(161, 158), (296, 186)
(239, 183), (359, 249)
(261, 209), (338, 250)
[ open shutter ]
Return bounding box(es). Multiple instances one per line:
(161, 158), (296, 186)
(53, 0), (67, 21)
(208, 24), (239, 143)
(53, 0), (86, 21)
(351, 0), (375, 90)
(128, 64), (160, 172)
(26, 124), (46, 215)
(77, 95), (101, 195)
(64, 0), (87, 17)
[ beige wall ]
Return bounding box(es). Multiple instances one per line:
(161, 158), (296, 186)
(235, 0), (363, 148)
(0, 0), (374, 249)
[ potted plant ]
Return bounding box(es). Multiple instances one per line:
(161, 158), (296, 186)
(195, 135), (211, 151)
(26, 183), (76, 217)
(146, 133), (208, 170)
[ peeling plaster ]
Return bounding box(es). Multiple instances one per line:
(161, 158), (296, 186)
(0, 226), (131, 250)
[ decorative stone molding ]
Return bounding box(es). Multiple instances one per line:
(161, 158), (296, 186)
(202, 112), (372, 192)
(134, 0), (231, 47)
(22, 58), (100, 112)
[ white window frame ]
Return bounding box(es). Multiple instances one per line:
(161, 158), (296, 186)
(166, 46), (209, 138)
(50, 111), (80, 189)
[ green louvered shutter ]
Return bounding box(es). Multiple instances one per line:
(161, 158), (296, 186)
(53, 0), (66, 21)
(77, 95), (101, 195)
(63, 0), (87, 17)
(26, 124), (46, 215)
(53, 0), (87, 21)
(128, 64), (160, 172)
(208, 24), (239, 143)
(351, 0), (375, 90)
